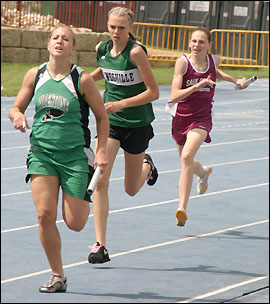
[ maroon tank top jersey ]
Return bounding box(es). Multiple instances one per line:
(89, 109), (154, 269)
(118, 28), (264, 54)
(176, 53), (217, 119)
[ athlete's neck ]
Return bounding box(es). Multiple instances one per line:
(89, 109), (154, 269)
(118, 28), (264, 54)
(188, 53), (208, 72)
(47, 59), (72, 80)
(110, 39), (129, 57)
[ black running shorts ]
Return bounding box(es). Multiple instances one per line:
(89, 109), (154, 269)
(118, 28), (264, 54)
(109, 124), (154, 154)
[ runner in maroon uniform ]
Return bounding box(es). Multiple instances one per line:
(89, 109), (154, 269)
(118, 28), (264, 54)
(170, 27), (247, 227)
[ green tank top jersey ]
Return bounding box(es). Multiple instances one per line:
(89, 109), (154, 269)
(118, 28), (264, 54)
(30, 63), (92, 160)
(97, 39), (155, 128)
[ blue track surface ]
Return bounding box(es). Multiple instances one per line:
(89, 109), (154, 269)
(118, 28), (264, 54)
(1, 79), (269, 303)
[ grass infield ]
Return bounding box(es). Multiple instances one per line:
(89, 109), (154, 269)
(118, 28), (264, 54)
(1, 62), (269, 97)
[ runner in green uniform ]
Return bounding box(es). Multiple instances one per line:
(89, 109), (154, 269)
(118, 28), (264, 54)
(88, 7), (160, 264)
(8, 25), (109, 292)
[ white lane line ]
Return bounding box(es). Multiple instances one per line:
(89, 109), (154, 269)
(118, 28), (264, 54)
(217, 97), (268, 105)
(176, 275), (269, 303)
(2, 156), (268, 172)
(1, 154), (268, 197)
(1, 145), (29, 150)
(1, 219), (268, 284)
(1, 165), (26, 171)
(2, 183), (268, 233)
(1, 136), (268, 151)
(1, 190), (32, 197)
(1, 136), (269, 172)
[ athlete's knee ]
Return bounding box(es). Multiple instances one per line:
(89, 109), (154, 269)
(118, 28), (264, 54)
(95, 176), (109, 192)
(125, 185), (139, 196)
(65, 218), (87, 232)
(181, 151), (194, 166)
(37, 210), (57, 228)
(67, 223), (84, 232)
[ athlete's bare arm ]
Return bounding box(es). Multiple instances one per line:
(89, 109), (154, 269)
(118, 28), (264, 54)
(8, 67), (38, 132)
(80, 72), (109, 173)
(171, 56), (215, 103)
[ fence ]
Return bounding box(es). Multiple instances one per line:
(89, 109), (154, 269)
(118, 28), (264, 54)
(211, 29), (269, 68)
(134, 23), (269, 68)
(1, 1), (269, 68)
(133, 23), (197, 62)
(54, 1), (136, 31)
(1, 1), (136, 29)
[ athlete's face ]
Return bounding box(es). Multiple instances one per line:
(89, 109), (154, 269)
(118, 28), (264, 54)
(48, 27), (75, 57)
(107, 14), (132, 43)
(189, 31), (212, 56)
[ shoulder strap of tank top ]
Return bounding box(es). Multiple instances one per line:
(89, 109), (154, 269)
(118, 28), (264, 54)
(33, 62), (47, 91)
(70, 64), (85, 103)
(208, 54), (215, 67)
(98, 40), (111, 54)
(127, 39), (148, 55)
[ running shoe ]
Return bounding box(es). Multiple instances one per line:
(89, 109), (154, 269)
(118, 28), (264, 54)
(88, 242), (110, 264)
(197, 166), (213, 195)
(143, 154), (158, 186)
(176, 208), (187, 227)
(39, 274), (67, 293)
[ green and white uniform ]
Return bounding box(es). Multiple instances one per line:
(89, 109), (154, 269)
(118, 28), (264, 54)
(97, 39), (155, 128)
(26, 62), (94, 200)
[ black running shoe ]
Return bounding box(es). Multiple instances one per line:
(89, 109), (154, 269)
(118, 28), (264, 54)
(143, 153), (158, 186)
(88, 242), (110, 264)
